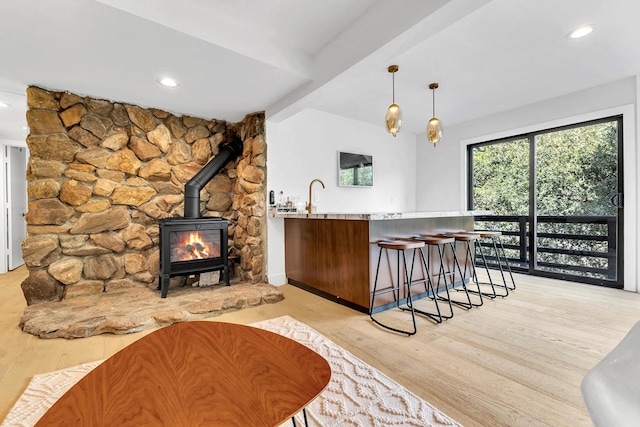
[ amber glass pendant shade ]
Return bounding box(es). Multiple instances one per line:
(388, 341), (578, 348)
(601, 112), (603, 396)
(427, 117), (442, 146)
(386, 103), (402, 137)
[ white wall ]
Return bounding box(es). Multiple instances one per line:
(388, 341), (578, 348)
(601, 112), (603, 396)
(266, 108), (417, 284)
(415, 76), (638, 292)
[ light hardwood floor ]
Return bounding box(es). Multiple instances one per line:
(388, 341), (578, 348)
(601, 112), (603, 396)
(2, 265), (639, 426)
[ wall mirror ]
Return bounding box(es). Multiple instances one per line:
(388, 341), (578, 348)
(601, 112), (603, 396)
(338, 151), (373, 187)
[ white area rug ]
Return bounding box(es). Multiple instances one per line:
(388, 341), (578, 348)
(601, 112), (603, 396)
(2, 315), (461, 426)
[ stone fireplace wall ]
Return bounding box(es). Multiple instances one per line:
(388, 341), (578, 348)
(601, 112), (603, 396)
(21, 86), (267, 305)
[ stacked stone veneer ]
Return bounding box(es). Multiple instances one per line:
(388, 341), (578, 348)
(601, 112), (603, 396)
(21, 86), (267, 305)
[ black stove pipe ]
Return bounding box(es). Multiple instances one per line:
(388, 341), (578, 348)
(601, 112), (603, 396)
(184, 137), (243, 218)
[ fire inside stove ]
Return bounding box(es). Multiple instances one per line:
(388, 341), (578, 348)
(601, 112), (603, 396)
(158, 217), (229, 297)
(170, 229), (221, 263)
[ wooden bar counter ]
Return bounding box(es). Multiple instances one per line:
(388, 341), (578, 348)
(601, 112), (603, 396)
(279, 211), (489, 313)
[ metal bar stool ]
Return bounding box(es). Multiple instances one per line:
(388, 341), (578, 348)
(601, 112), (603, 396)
(475, 230), (516, 291)
(458, 231), (505, 299)
(448, 233), (484, 307)
(400, 238), (446, 324)
(412, 235), (456, 319)
(471, 230), (508, 297)
(419, 233), (478, 310)
(370, 239), (425, 335)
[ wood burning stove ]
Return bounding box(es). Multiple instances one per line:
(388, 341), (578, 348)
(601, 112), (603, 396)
(158, 217), (229, 298)
(157, 137), (242, 298)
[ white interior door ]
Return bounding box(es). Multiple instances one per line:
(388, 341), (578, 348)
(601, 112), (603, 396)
(6, 145), (27, 270)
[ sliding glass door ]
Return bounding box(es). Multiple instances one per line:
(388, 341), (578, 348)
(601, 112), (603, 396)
(469, 116), (623, 288)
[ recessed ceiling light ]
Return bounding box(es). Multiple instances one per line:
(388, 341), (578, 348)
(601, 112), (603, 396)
(569, 25), (594, 39)
(159, 77), (178, 87)
(0, 101), (10, 108)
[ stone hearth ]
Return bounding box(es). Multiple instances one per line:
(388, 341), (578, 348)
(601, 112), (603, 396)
(20, 282), (284, 339)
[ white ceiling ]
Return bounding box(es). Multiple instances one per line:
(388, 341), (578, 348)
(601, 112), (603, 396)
(1, 0), (639, 142)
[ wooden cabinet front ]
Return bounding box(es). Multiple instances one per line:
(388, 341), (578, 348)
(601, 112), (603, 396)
(285, 219), (370, 311)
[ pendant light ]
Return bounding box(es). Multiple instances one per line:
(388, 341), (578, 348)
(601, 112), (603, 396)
(427, 83), (443, 146)
(385, 65), (402, 137)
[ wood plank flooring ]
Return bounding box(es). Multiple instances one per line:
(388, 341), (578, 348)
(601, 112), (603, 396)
(2, 265), (639, 426)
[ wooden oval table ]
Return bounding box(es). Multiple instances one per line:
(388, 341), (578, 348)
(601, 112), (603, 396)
(35, 321), (332, 426)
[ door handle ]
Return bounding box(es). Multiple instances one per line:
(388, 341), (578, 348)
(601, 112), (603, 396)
(609, 193), (624, 208)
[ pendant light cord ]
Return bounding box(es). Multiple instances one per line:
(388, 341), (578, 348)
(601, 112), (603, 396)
(432, 87), (435, 117)
(392, 72), (396, 104)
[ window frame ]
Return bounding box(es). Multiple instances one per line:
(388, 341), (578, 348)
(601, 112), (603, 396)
(466, 114), (624, 288)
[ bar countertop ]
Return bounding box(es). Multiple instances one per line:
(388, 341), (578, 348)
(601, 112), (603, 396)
(271, 210), (491, 220)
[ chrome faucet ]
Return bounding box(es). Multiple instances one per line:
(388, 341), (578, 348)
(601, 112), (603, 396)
(306, 179), (325, 213)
